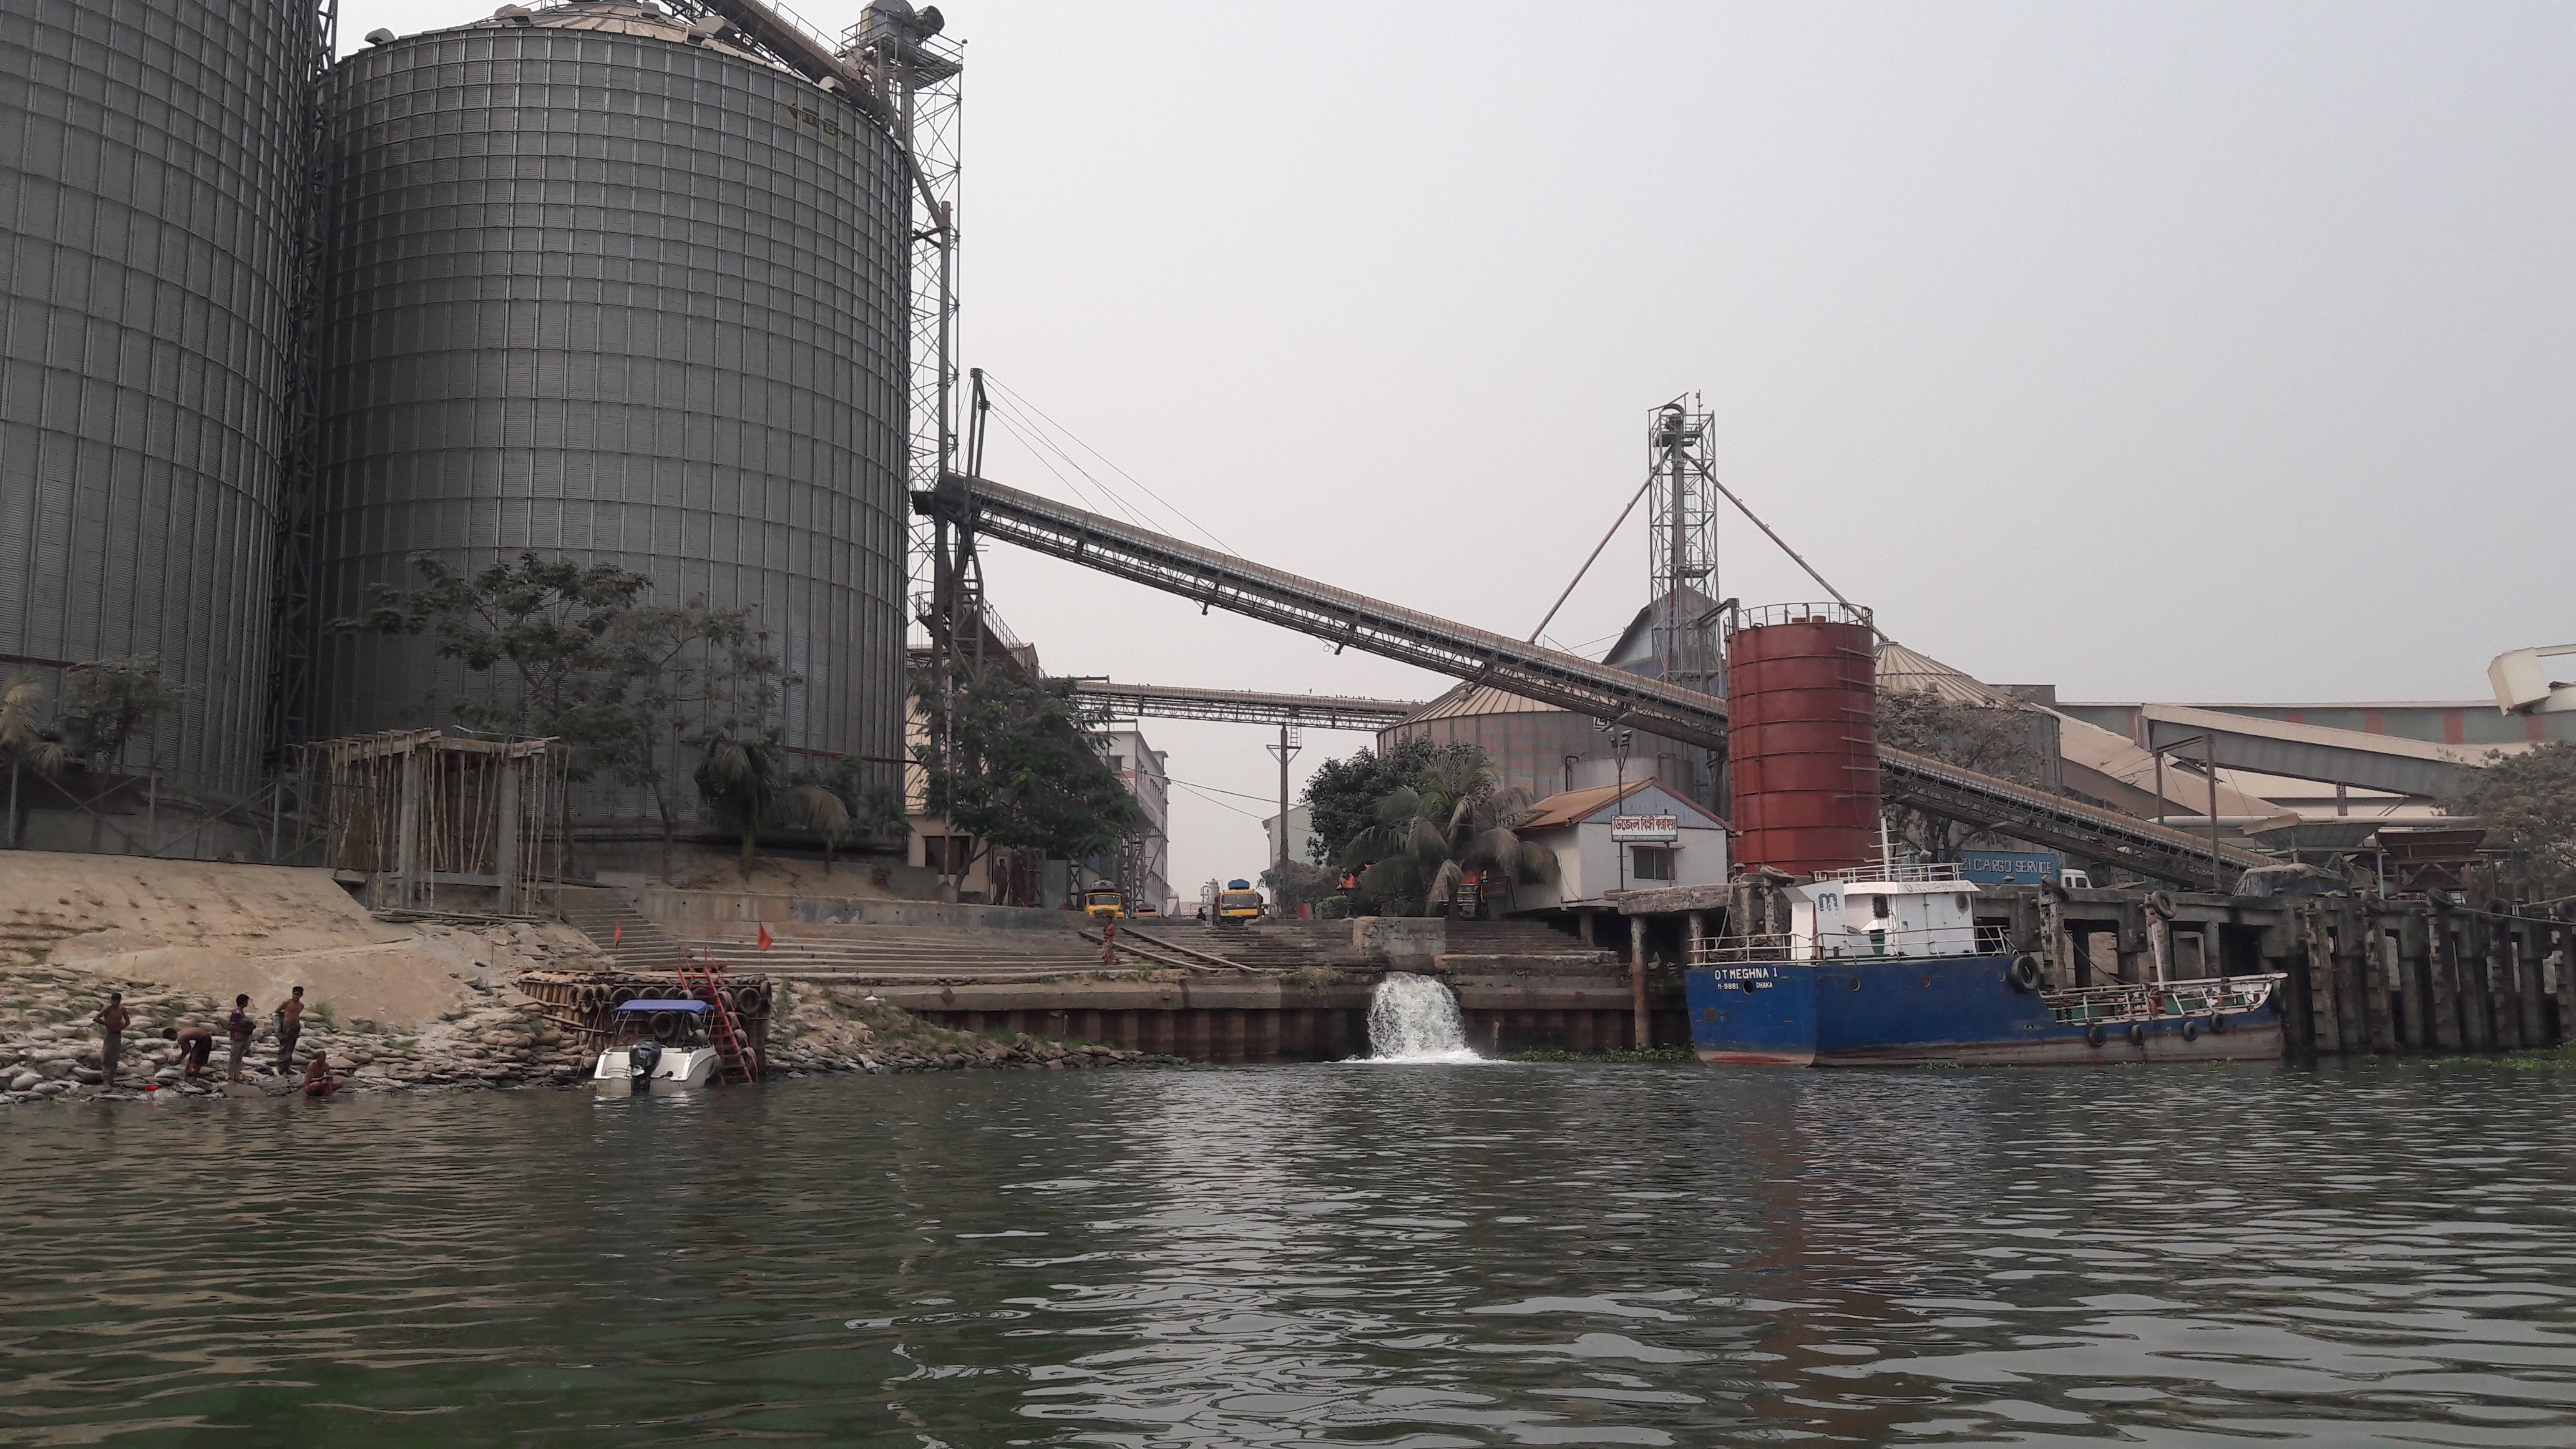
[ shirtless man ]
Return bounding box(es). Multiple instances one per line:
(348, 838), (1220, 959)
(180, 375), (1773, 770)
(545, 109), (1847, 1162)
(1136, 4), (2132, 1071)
(301, 1051), (339, 1099)
(93, 992), (130, 1086)
(223, 995), (255, 1082)
(274, 986), (306, 1073)
(163, 1025), (214, 1080)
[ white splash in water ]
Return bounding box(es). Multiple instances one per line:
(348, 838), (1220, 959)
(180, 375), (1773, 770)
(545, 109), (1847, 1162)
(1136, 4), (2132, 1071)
(1362, 971), (1485, 1063)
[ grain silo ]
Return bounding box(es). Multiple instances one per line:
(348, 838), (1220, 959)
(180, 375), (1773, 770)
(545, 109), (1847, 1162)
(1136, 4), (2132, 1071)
(306, 1), (911, 826)
(0, 0), (313, 793)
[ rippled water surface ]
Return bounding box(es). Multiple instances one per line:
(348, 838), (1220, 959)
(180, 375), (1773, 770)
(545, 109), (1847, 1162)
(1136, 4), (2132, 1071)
(6, 1060), (2576, 1447)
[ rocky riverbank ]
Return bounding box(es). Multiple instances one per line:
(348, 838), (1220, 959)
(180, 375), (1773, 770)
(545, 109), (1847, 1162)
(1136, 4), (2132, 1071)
(2, 965), (1179, 1107)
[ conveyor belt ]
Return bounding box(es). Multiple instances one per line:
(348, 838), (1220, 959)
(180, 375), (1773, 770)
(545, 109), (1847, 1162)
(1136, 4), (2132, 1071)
(919, 475), (2272, 888)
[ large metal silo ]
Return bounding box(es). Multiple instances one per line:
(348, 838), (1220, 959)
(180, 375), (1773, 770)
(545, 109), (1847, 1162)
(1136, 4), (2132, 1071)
(0, 0), (311, 793)
(308, 2), (910, 822)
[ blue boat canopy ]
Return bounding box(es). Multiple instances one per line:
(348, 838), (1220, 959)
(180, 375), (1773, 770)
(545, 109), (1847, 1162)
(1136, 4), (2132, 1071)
(613, 999), (708, 1013)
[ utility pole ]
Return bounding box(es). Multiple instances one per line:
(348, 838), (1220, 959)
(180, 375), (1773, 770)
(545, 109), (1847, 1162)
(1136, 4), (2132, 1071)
(1267, 724), (1302, 879)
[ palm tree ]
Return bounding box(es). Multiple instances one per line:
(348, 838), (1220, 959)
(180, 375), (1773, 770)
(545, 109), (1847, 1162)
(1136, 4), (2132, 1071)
(0, 672), (66, 774)
(694, 731), (857, 879)
(1342, 751), (1556, 917)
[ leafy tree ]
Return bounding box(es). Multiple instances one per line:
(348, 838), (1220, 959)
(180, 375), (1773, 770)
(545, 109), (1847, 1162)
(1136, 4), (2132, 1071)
(337, 554), (658, 761)
(1340, 748), (1556, 917)
(56, 658), (187, 772)
(337, 553), (799, 876)
(2446, 742), (2576, 899)
(1875, 688), (2053, 861)
(1301, 736), (1490, 867)
(912, 659), (1143, 900)
(1260, 858), (1344, 912)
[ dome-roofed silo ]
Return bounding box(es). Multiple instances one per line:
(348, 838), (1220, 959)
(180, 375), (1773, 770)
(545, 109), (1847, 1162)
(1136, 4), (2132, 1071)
(307, 0), (910, 827)
(0, 0), (312, 793)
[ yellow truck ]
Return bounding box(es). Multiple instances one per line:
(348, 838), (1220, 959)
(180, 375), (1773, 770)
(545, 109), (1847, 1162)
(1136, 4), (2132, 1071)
(1214, 879), (1266, 922)
(1081, 885), (1127, 920)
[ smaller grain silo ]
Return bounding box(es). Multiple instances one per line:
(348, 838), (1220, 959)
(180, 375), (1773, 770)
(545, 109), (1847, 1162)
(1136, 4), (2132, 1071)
(1725, 603), (1881, 875)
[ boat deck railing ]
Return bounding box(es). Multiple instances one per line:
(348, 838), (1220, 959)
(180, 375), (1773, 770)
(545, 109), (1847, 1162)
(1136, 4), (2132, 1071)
(1810, 861), (1968, 885)
(1690, 924), (2012, 966)
(2043, 972), (2285, 1025)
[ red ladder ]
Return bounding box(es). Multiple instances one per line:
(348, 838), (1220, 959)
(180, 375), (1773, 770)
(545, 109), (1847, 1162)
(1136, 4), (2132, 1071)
(676, 949), (762, 1085)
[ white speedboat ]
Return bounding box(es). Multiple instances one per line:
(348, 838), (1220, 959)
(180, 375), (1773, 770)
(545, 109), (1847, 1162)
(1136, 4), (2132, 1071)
(592, 999), (721, 1092)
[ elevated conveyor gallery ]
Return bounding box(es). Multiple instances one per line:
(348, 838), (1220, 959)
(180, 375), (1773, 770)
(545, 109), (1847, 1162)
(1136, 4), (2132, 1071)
(917, 475), (2268, 888)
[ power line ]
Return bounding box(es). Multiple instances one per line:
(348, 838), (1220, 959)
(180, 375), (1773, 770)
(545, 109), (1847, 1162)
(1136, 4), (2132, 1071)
(981, 373), (1239, 554)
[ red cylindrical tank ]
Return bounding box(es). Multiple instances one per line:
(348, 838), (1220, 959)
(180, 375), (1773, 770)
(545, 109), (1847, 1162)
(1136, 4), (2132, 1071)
(1726, 604), (1881, 876)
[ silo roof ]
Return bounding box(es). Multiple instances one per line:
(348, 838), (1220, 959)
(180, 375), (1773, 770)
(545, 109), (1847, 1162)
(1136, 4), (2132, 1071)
(1396, 681), (1573, 726)
(462, 1), (768, 66)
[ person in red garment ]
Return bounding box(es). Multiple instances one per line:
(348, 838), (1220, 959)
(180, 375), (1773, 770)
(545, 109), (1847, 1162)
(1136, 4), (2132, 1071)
(301, 1050), (339, 1099)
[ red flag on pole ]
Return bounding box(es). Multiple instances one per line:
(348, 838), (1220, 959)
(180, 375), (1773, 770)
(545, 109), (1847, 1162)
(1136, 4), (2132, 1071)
(757, 923), (773, 950)
(612, 919), (622, 945)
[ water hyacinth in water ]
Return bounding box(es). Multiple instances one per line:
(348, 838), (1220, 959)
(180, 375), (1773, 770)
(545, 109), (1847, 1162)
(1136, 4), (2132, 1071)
(1365, 970), (1482, 1062)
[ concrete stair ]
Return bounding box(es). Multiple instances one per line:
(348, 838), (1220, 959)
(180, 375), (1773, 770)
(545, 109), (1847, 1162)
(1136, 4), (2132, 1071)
(554, 886), (690, 972)
(675, 925), (1118, 983)
(1447, 919), (1609, 962)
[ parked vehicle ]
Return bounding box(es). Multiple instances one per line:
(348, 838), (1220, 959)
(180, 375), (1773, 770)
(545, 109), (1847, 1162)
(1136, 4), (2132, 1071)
(1081, 885), (1128, 920)
(1215, 879), (1266, 922)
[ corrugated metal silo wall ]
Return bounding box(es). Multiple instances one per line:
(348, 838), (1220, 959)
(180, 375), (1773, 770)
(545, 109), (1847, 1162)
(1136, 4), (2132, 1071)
(0, 0), (304, 793)
(1377, 712), (1721, 814)
(308, 24), (908, 824)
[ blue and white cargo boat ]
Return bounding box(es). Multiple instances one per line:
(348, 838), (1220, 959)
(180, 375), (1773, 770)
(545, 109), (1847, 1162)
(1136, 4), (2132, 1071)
(1684, 864), (2284, 1067)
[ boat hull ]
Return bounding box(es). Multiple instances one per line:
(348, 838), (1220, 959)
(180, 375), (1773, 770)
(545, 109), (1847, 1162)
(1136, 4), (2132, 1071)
(592, 1046), (720, 1091)
(1685, 956), (2285, 1068)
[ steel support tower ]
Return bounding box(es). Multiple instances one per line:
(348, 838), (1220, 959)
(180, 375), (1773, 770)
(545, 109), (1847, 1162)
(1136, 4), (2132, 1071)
(1648, 396), (1720, 695)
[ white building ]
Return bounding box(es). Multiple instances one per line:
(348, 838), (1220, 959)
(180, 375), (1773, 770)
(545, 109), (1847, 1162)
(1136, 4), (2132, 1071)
(1261, 802), (1322, 872)
(1100, 726), (1173, 912)
(1509, 779), (1729, 914)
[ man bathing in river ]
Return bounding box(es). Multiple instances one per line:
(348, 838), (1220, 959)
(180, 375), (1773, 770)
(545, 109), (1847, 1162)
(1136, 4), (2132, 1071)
(302, 1051), (338, 1099)
(274, 987), (305, 1073)
(92, 992), (129, 1086)
(163, 1025), (213, 1080)
(223, 995), (254, 1083)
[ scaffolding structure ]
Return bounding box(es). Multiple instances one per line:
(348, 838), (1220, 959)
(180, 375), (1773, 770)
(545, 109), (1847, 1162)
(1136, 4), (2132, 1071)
(1647, 396), (1722, 695)
(297, 730), (568, 913)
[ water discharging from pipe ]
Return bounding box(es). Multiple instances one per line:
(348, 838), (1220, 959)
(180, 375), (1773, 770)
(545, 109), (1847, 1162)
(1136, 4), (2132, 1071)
(1364, 972), (1484, 1063)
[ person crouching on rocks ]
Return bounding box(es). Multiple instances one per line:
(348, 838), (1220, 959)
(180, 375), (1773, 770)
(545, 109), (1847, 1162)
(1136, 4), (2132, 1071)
(93, 991), (130, 1087)
(301, 1051), (339, 1099)
(224, 995), (255, 1083)
(164, 1025), (214, 1080)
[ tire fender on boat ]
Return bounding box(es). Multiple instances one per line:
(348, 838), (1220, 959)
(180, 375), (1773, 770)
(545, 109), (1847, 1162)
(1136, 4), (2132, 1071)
(2087, 1023), (2107, 1048)
(2009, 955), (2045, 993)
(2129, 1022), (2148, 1046)
(2208, 1012), (2228, 1033)
(2182, 1018), (2199, 1042)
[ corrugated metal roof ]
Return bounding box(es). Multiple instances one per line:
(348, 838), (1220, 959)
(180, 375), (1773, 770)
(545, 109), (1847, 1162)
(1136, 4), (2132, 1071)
(1398, 681), (1572, 724)
(1514, 780), (1656, 831)
(1875, 642), (2031, 708)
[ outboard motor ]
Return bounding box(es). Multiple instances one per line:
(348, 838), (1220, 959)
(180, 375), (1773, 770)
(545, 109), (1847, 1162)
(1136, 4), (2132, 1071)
(627, 1039), (663, 1094)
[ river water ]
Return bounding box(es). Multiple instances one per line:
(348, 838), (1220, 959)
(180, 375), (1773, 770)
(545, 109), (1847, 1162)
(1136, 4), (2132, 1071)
(5, 1059), (2574, 1447)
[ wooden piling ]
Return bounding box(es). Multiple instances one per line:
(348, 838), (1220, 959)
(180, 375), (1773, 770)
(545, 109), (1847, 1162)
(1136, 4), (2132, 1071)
(2302, 905), (2341, 1055)
(2429, 912), (2464, 1053)
(2363, 910), (2398, 1053)
(1629, 928), (1649, 1050)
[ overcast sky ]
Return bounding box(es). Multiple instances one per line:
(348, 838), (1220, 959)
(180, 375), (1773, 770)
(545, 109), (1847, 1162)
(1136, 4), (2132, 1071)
(346, 1), (2574, 896)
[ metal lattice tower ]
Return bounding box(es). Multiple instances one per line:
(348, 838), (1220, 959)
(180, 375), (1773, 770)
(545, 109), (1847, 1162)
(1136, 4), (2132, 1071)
(842, 5), (965, 635)
(262, 0), (341, 764)
(1647, 396), (1720, 695)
